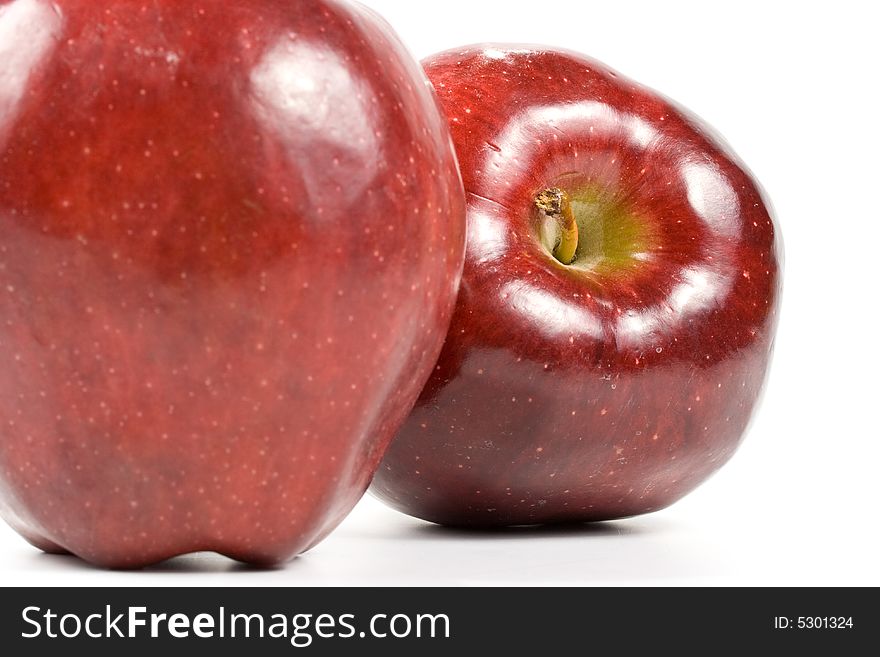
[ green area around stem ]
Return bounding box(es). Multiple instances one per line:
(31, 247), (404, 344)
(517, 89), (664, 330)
(539, 183), (649, 274)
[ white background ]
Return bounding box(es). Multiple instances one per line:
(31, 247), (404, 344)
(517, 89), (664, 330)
(1, 0), (878, 586)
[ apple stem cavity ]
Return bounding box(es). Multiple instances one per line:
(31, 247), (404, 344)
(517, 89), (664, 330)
(536, 187), (578, 265)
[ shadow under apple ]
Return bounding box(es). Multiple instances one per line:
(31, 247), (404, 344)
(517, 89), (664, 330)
(32, 550), (289, 574)
(409, 519), (639, 540)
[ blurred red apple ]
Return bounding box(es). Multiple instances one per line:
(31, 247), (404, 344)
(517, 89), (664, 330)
(372, 45), (782, 526)
(0, 0), (465, 566)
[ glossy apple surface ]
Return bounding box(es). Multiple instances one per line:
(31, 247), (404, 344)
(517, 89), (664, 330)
(0, 0), (465, 566)
(372, 45), (781, 526)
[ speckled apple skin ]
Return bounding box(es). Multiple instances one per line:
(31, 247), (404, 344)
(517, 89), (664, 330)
(372, 46), (782, 526)
(0, 0), (465, 566)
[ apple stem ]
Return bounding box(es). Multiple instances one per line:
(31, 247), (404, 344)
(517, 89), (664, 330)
(535, 187), (578, 265)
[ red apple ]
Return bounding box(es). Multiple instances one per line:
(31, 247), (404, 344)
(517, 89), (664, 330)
(0, 0), (465, 566)
(372, 45), (782, 526)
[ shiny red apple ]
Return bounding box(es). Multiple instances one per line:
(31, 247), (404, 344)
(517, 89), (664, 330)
(0, 0), (465, 566)
(372, 45), (782, 526)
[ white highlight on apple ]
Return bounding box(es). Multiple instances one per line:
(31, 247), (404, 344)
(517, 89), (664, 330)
(249, 37), (379, 208)
(0, 0), (63, 147)
(502, 280), (604, 340)
(682, 159), (741, 238)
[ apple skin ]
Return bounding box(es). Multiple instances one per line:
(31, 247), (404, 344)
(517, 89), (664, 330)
(0, 0), (465, 566)
(371, 45), (782, 526)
